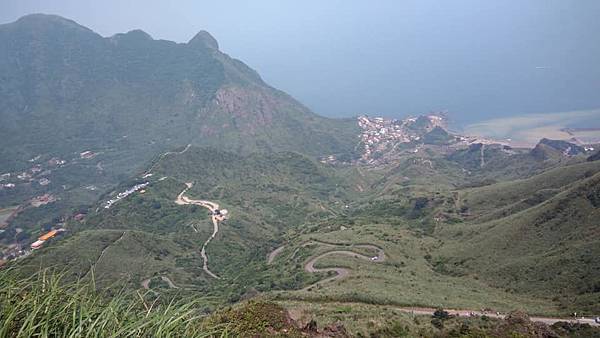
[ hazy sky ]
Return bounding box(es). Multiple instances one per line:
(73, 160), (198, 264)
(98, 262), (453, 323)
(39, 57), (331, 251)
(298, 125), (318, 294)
(2, 1), (600, 123)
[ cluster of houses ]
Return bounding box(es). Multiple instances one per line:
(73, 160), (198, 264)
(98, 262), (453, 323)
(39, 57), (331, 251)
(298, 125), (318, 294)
(1, 150), (97, 192)
(0, 156), (68, 191)
(0, 228), (67, 265)
(104, 182), (149, 209)
(1, 210), (86, 264)
(357, 114), (447, 162)
(356, 114), (514, 164)
(0, 242), (25, 265)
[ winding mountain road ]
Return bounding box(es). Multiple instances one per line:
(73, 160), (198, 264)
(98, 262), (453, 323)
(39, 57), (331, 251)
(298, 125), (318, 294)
(165, 166), (598, 326)
(176, 183), (221, 279)
(301, 242), (385, 291)
(296, 241), (599, 327)
(141, 276), (179, 290)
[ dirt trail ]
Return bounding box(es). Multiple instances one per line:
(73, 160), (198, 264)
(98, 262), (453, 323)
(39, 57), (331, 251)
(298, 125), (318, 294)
(176, 183), (221, 279)
(82, 231), (126, 279)
(267, 246), (285, 265)
(145, 143), (191, 175)
(301, 242), (385, 291)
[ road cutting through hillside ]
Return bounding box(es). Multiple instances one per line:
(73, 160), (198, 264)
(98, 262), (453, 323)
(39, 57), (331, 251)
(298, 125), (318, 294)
(145, 143), (191, 175)
(302, 242), (385, 291)
(176, 183), (222, 279)
(141, 276), (179, 290)
(267, 245), (285, 265)
(392, 307), (599, 326)
(295, 240), (600, 327)
(82, 231), (126, 280)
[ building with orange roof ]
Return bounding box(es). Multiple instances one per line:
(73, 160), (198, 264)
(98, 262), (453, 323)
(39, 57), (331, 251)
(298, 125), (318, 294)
(38, 229), (58, 241)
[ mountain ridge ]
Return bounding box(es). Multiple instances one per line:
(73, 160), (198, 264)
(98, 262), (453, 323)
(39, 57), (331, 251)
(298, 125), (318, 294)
(0, 13), (359, 168)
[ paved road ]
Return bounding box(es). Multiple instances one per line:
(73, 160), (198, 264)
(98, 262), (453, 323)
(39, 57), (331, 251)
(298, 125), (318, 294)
(395, 307), (599, 327)
(302, 242), (385, 291)
(267, 245), (285, 264)
(297, 242), (599, 327)
(176, 183), (221, 279)
(141, 276), (179, 290)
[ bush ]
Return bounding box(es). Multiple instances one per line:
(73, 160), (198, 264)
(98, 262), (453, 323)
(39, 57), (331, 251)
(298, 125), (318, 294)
(431, 318), (444, 329)
(432, 308), (450, 320)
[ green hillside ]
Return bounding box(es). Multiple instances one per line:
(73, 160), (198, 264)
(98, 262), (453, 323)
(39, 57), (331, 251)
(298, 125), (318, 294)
(16, 142), (600, 314)
(6, 138), (600, 335)
(0, 14), (360, 259)
(436, 164), (600, 313)
(17, 147), (355, 303)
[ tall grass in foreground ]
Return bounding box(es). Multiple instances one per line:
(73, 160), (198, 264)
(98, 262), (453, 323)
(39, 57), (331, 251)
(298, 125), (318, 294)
(0, 269), (228, 337)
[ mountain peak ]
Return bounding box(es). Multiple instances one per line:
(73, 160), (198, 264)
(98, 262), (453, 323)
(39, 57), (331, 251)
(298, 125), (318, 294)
(188, 30), (219, 50)
(3, 13), (98, 41)
(17, 13), (71, 23)
(13, 13), (90, 31)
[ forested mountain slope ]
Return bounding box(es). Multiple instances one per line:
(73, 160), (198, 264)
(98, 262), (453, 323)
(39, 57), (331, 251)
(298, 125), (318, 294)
(0, 14), (358, 172)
